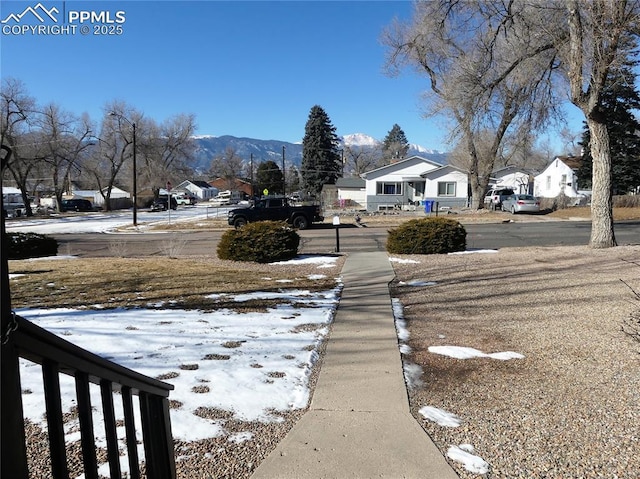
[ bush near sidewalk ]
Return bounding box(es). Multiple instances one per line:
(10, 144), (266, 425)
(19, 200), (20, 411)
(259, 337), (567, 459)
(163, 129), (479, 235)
(387, 217), (466, 255)
(217, 221), (300, 263)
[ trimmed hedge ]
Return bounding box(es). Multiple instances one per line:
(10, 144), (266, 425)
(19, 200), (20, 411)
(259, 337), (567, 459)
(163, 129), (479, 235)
(4, 232), (59, 259)
(217, 221), (300, 263)
(386, 217), (466, 255)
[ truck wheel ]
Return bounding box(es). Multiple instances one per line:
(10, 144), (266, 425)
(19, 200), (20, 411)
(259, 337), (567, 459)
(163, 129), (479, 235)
(292, 216), (309, 229)
(234, 217), (247, 228)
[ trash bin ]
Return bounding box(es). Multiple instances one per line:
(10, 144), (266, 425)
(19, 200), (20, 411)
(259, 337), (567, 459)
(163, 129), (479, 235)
(424, 200), (433, 213)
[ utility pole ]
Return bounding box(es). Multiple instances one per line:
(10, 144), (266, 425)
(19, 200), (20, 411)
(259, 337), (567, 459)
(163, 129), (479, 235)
(282, 146), (286, 197)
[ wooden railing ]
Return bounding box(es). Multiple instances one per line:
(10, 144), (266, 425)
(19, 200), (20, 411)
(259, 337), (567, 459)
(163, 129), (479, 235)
(1, 313), (176, 479)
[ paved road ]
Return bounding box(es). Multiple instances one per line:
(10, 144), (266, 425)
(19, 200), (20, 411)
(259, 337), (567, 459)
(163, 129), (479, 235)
(50, 220), (640, 258)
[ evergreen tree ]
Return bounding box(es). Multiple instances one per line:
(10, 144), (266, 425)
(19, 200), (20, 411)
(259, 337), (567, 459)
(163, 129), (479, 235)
(382, 124), (409, 161)
(301, 105), (340, 195)
(256, 160), (283, 195)
(578, 54), (640, 195)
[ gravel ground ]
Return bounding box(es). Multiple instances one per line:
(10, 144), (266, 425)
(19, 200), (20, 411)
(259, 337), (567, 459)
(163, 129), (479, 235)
(22, 237), (640, 478)
(390, 245), (640, 479)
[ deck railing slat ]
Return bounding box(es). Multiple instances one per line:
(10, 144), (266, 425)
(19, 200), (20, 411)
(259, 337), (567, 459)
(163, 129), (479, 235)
(100, 379), (122, 478)
(122, 386), (142, 479)
(75, 372), (99, 479)
(42, 360), (70, 479)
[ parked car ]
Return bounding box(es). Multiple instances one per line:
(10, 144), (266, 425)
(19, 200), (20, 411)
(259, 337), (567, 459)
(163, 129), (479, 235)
(484, 187), (515, 210)
(173, 193), (197, 205)
(501, 194), (540, 214)
(150, 196), (178, 211)
(60, 199), (94, 212)
(227, 196), (324, 229)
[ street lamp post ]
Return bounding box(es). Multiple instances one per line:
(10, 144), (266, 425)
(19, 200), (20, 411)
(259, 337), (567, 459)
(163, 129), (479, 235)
(110, 113), (137, 226)
(282, 145), (286, 197)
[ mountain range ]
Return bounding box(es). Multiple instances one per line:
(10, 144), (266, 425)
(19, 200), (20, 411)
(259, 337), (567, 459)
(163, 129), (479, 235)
(192, 133), (448, 172)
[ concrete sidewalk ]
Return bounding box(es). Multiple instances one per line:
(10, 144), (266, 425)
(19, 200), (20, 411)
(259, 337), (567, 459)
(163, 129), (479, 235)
(251, 252), (459, 479)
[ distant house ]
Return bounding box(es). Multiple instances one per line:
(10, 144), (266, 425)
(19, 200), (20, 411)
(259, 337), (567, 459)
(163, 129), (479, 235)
(534, 156), (583, 198)
(361, 156), (444, 212)
(489, 166), (537, 195)
(70, 186), (130, 208)
(209, 178), (252, 197)
(336, 177), (366, 208)
(175, 180), (218, 200)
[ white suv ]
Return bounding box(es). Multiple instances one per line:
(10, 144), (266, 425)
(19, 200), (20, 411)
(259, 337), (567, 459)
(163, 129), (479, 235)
(484, 187), (514, 210)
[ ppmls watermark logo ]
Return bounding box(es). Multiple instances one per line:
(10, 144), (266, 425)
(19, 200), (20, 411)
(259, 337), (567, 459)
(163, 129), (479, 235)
(1, 2), (126, 36)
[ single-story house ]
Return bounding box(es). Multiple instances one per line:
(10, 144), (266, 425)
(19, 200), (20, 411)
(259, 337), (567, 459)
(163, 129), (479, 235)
(209, 178), (252, 197)
(489, 166), (537, 194)
(361, 155), (444, 212)
(69, 187), (130, 208)
(335, 177), (366, 208)
(175, 180), (218, 200)
(534, 156), (582, 198)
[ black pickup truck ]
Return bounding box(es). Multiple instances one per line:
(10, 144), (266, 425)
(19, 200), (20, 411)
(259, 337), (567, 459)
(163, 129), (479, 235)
(227, 197), (324, 229)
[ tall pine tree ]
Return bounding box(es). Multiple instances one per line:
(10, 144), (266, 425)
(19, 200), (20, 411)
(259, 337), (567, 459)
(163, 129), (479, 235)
(578, 53), (640, 195)
(301, 105), (340, 195)
(256, 160), (283, 195)
(382, 124), (409, 161)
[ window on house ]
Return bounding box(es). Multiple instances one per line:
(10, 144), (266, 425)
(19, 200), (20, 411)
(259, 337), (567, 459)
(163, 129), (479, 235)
(437, 182), (456, 196)
(546, 176), (551, 190)
(376, 182), (402, 195)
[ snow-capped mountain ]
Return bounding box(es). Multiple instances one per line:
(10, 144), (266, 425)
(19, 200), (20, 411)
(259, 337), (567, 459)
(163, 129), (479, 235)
(342, 133), (379, 147)
(192, 134), (447, 172)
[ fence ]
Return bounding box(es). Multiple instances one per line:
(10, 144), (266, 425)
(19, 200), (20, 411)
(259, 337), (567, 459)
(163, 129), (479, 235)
(2, 313), (176, 479)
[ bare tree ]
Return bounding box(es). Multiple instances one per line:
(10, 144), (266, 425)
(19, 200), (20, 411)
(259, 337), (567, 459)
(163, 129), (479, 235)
(343, 145), (383, 176)
(208, 146), (245, 191)
(37, 104), (93, 210)
(86, 102), (142, 211)
(137, 113), (196, 191)
(0, 78), (42, 215)
(382, 1), (561, 209)
(557, 0), (639, 248)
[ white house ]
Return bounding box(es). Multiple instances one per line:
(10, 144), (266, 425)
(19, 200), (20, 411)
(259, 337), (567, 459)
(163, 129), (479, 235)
(534, 156), (582, 198)
(490, 166), (536, 194)
(335, 177), (366, 208)
(361, 156), (444, 212)
(174, 180), (218, 200)
(421, 165), (469, 209)
(71, 187), (130, 208)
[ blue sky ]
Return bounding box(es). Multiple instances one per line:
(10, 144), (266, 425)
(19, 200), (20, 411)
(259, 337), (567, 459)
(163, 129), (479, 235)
(1, 0), (581, 151)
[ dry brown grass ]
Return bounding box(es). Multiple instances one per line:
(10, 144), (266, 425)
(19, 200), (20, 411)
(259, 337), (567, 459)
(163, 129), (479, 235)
(333, 206), (640, 227)
(548, 206), (640, 220)
(8, 255), (344, 311)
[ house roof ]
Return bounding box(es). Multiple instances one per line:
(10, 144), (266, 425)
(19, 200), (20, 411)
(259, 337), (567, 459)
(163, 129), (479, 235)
(361, 155), (443, 178)
(175, 180), (215, 190)
(492, 165), (538, 176)
(556, 155), (583, 169)
(420, 164), (467, 178)
(336, 177), (365, 188)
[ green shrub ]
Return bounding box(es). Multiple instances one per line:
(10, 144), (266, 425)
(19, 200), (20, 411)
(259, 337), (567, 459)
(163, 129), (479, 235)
(217, 221), (300, 263)
(4, 232), (59, 260)
(386, 217), (466, 255)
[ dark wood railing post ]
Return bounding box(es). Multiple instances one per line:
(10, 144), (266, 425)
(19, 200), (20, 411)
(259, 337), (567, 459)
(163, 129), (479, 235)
(140, 392), (176, 479)
(1, 145), (29, 479)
